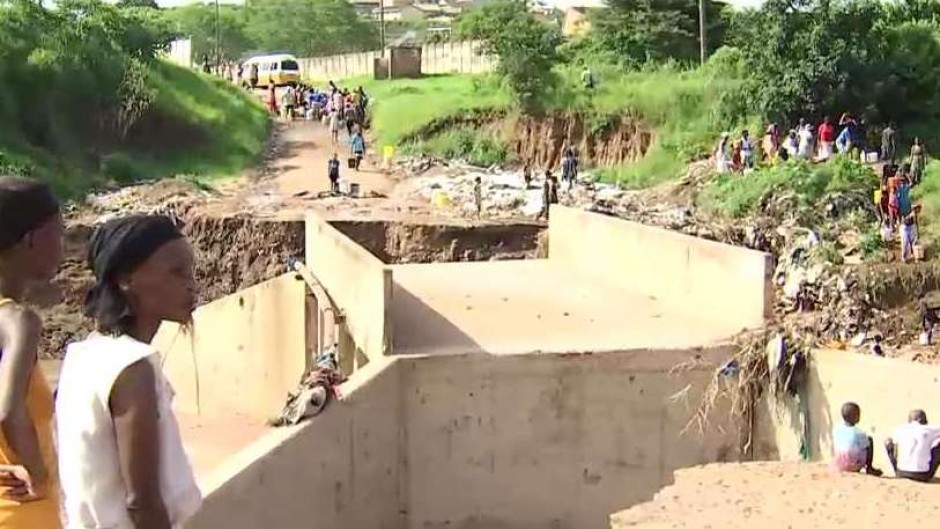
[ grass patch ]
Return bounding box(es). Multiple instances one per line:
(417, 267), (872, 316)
(698, 155), (878, 218)
(117, 61), (270, 184)
(912, 160), (940, 250)
(0, 61), (269, 200)
(357, 74), (513, 149)
(348, 58), (755, 188)
(404, 126), (511, 166)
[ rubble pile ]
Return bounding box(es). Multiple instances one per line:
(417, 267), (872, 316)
(72, 178), (214, 225)
(398, 156), (922, 356)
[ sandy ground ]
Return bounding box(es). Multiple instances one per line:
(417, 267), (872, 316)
(612, 461), (940, 528)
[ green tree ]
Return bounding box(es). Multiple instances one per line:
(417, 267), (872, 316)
(163, 4), (255, 61)
(588, 0), (730, 66)
(456, 0), (563, 111)
(246, 0), (379, 57)
(729, 0), (940, 128)
(117, 0), (159, 9)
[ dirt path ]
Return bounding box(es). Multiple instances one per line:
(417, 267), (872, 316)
(271, 121), (393, 198)
(194, 119), (441, 222)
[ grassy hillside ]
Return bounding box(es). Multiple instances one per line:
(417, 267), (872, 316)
(356, 58), (754, 188)
(0, 1), (269, 200)
(117, 61), (270, 184)
(0, 61), (268, 199)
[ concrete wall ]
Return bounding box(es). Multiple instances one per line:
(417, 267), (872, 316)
(186, 358), (405, 529)
(155, 274), (310, 420)
(400, 349), (742, 529)
(759, 349), (940, 472)
(186, 348), (749, 529)
(547, 206), (773, 330)
(305, 212), (392, 363)
(299, 41), (493, 81)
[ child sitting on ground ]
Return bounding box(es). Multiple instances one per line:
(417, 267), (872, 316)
(832, 402), (883, 476)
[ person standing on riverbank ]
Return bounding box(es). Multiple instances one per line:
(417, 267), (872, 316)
(910, 138), (927, 185)
(0, 177), (64, 529)
(818, 116), (835, 160)
(473, 176), (483, 218)
(536, 171), (558, 221)
(350, 129), (366, 171)
(328, 153), (341, 194)
(882, 123), (897, 164)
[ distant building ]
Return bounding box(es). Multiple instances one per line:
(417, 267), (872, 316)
(562, 6), (597, 37)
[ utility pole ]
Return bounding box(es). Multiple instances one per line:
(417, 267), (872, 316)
(698, 0), (706, 66)
(215, 0), (222, 72)
(379, 0), (387, 56)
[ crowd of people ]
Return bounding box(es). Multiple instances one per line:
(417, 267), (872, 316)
(833, 402), (940, 483)
(713, 114), (930, 173)
(715, 113), (931, 263)
(0, 177), (201, 528)
(260, 80), (371, 193)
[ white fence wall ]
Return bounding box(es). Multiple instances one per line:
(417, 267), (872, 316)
(298, 41), (494, 80)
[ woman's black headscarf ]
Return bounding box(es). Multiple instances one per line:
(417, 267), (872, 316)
(84, 215), (183, 334)
(0, 176), (60, 252)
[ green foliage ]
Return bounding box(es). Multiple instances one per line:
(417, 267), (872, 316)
(912, 160), (940, 247)
(117, 0), (158, 9)
(0, 0), (268, 198)
(456, 0), (563, 111)
(407, 127), (511, 167)
(358, 74), (512, 149)
(360, 60), (756, 189)
(730, 0), (940, 131)
(162, 4), (254, 62)
(699, 155), (877, 218)
(859, 225), (888, 261)
(587, 0), (731, 67)
(246, 0), (379, 57)
(160, 0), (379, 62)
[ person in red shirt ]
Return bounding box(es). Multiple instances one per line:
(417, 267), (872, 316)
(818, 116), (836, 160)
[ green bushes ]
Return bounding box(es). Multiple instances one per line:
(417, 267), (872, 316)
(455, 0), (563, 111)
(699, 155), (877, 218)
(0, 0), (268, 198)
(406, 128), (511, 167)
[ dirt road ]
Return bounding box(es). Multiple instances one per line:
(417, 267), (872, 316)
(195, 119), (439, 222)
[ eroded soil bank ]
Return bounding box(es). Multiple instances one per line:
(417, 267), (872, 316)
(39, 214), (305, 359)
(38, 211), (544, 358)
(332, 219), (544, 263)
(410, 111), (654, 170)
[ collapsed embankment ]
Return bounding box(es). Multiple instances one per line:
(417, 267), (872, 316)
(332, 219), (544, 263)
(407, 110), (653, 170)
(38, 214), (544, 358)
(39, 215), (305, 359)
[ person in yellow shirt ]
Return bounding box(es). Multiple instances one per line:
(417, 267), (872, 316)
(0, 176), (64, 528)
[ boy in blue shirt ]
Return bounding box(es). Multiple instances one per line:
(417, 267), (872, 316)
(832, 402), (882, 476)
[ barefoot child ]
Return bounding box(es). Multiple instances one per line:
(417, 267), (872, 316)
(832, 402), (882, 476)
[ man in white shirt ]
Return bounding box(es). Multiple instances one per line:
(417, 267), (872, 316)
(885, 409), (940, 482)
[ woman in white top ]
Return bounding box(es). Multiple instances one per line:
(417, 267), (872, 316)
(56, 215), (201, 529)
(714, 133), (731, 173)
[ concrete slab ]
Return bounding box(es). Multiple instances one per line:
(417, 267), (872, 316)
(391, 260), (744, 355)
(176, 412), (270, 479)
